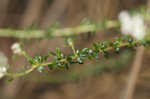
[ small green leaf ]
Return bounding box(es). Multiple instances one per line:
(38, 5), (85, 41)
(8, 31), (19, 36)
(101, 50), (109, 58)
(37, 66), (44, 73)
(48, 63), (54, 70)
(6, 77), (14, 83)
(81, 18), (93, 25)
(114, 47), (120, 53)
(77, 57), (84, 64)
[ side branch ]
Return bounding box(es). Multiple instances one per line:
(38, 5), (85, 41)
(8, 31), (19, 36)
(5, 36), (149, 78)
(0, 20), (118, 39)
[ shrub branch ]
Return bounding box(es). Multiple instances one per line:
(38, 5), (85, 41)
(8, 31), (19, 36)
(5, 36), (150, 78)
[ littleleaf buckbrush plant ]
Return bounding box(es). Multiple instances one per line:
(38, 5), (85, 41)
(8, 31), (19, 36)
(0, 7), (150, 80)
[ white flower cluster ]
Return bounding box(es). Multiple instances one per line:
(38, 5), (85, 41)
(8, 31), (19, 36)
(0, 67), (7, 78)
(67, 38), (73, 46)
(11, 43), (22, 54)
(0, 51), (8, 79)
(119, 11), (146, 40)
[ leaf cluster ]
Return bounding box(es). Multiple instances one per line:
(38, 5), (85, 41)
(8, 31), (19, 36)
(25, 35), (150, 72)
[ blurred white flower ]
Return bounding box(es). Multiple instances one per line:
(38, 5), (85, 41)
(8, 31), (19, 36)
(132, 14), (146, 40)
(11, 43), (22, 54)
(0, 51), (8, 79)
(67, 38), (73, 46)
(0, 67), (7, 78)
(119, 11), (146, 40)
(119, 11), (133, 35)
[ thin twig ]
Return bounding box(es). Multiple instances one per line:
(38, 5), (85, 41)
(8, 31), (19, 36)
(122, 46), (145, 99)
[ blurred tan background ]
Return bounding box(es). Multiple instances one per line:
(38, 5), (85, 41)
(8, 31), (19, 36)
(0, 0), (150, 99)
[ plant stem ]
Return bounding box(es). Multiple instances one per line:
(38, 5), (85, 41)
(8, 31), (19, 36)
(5, 40), (138, 78)
(5, 62), (53, 78)
(0, 21), (119, 39)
